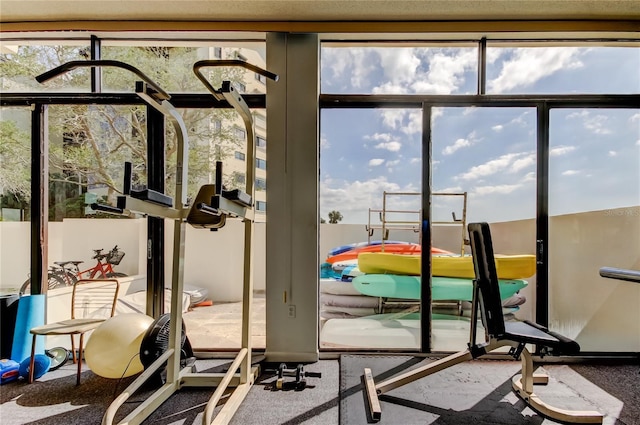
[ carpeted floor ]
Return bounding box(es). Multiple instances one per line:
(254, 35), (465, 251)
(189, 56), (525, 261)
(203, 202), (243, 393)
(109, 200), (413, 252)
(0, 358), (338, 425)
(339, 355), (639, 425)
(1, 356), (637, 425)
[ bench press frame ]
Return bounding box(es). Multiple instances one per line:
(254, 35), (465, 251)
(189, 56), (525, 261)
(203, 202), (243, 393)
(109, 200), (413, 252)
(364, 222), (603, 424)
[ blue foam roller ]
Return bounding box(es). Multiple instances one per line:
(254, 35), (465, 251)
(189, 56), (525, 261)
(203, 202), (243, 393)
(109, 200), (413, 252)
(11, 295), (45, 363)
(19, 354), (50, 380)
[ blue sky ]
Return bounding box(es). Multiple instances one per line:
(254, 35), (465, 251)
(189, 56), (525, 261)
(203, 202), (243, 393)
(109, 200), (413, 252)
(319, 46), (640, 224)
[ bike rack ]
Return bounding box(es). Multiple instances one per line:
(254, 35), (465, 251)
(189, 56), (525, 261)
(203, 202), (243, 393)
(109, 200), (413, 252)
(38, 59), (278, 425)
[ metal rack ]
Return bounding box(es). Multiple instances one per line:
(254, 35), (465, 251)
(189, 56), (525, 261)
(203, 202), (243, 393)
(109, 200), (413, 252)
(365, 191), (468, 256)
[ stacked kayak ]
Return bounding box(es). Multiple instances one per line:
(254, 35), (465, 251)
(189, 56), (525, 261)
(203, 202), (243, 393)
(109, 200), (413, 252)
(325, 243), (452, 265)
(358, 252), (536, 279)
(352, 274), (527, 302)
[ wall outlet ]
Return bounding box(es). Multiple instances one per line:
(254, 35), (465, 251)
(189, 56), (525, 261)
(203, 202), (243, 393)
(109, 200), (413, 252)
(288, 304), (296, 318)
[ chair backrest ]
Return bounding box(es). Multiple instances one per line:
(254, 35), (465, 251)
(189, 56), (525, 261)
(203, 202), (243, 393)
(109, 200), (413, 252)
(468, 222), (506, 337)
(71, 279), (120, 320)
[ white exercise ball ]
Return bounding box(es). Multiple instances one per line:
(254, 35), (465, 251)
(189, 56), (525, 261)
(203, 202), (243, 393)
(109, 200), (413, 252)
(85, 313), (154, 379)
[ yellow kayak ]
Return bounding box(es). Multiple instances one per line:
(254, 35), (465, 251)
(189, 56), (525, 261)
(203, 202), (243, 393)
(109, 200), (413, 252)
(358, 252), (536, 279)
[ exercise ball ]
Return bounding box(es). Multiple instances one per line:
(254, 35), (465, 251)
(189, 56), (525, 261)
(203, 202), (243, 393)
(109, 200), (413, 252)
(19, 354), (50, 380)
(85, 313), (154, 379)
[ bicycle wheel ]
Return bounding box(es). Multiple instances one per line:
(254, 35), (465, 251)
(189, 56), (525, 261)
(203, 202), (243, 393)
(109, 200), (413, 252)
(60, 270), (78, 286)
(106, 272), (127, 278)
(19, 273), (66, 294)
(46, 347), (70, 371)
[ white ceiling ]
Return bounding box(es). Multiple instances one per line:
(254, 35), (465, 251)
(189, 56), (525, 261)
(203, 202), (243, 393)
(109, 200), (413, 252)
(1, 0), (639, 22)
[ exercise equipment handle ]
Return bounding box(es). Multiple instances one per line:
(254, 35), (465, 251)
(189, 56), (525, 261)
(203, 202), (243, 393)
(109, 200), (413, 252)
(35, 60), (170, 100)
(193, 59), (278, 100)
(599, 267), (640, 284)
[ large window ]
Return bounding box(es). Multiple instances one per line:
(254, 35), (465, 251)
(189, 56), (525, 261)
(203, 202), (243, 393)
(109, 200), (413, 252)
(319, 41), (639, 353)
(0, 37), (270, 352)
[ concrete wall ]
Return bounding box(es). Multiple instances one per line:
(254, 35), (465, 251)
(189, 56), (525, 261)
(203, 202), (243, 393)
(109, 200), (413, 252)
(0, 218), (267, 299)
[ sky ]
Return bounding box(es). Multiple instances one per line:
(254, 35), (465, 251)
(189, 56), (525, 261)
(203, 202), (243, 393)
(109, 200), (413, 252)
(318, 46), (640, 225)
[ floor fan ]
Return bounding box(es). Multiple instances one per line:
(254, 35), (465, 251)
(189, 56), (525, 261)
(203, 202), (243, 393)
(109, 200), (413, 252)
(139, 313), (195, 385)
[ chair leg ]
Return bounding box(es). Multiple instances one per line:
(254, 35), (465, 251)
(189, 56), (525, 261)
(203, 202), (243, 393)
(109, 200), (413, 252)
(71, 334), (77, 364)
(76, 333), (84, 386)
(28, 333), (37, 384)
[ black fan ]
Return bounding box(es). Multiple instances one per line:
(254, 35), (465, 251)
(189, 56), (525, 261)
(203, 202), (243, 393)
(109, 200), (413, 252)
(140, 313), (195, 385)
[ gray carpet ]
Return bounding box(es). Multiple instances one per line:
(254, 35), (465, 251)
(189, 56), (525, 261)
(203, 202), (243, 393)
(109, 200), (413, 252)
(339, 355), (636, 425)
(0, 359), (338, 425)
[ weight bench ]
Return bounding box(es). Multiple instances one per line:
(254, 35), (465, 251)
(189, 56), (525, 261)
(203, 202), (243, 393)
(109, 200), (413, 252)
(363, 222), (604, 424)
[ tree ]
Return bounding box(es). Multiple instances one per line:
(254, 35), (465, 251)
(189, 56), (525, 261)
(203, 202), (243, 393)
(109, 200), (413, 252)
(1, 45), (251, 220)
(328, 210), (343, 224)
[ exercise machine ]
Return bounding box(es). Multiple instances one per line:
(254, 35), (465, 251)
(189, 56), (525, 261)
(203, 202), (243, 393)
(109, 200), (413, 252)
(363, 222), (604, 424)
(36, 59), (277, 425)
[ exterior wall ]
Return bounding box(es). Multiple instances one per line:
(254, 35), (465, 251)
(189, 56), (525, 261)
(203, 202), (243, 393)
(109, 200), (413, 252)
(1, 206), (638, 352)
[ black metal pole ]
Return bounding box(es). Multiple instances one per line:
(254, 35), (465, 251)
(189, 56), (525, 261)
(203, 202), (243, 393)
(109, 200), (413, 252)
(90, 35), (101, 93)
(478, 37), (487, 95)
(30, 104), (49, 295)
(146, 107), (165, 318)
(420, 104), (433, 353)
(536, 103), (550, 327)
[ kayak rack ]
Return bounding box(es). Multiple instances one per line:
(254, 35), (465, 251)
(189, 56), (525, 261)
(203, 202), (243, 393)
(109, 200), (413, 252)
(366, 191), (468, 256)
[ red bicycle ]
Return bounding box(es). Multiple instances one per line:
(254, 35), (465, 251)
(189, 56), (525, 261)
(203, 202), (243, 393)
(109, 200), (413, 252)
(54, 245), (127, 285)
(20, 246), (127, 294)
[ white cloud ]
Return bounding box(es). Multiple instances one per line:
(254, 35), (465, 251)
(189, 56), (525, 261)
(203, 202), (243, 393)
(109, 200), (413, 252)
(488, 47), (585, 93)
(550, 145), (577, 156)
(410, 157), (421, 164)
(378, 109), (423, 136)
(375, 141), (402, 152)
(636, 139), (640, 146)
(456, 151), (537, 181)
(584, 114), (612, 135)
(386, 159), (401, 167)
(492, 125), (504, 132)
(442, 130), (480, 156)
(608, 151), (617, 157)
(379, 109), (405, 130)
(369, 158), (385, 167)
(364, 133), (393, 142)
(377, 48), (420, 85)
(442, 138), (472, 155)
(322, 48), (377, 89)
(510, 153), (536, 173)
(565, 110), (612, 135)
(320, 176), (419, 224)
(562, 170), (580, 176)
(629, 113), (640, 122)
(320, 134), (330, 149)
(364, 133), (402, 152)
(410, 48), (477, 94)
(566, 110), (589, 120)
(474, 184), (521, 195)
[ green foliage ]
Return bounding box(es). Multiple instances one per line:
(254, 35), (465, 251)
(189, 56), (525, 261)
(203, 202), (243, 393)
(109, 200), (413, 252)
(0, 120), (31, 201)
(1, 45), (252, 219)
(328, 210), (343, 224)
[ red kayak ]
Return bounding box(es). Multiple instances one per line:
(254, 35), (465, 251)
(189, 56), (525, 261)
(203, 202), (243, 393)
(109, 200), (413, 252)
(325, 244), (452, 264)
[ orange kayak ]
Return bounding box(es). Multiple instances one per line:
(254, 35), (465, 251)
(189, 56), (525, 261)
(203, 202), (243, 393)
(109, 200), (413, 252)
(326, 244), (452, 264)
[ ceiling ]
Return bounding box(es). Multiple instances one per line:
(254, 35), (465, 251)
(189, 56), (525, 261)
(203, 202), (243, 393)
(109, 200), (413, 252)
(1, 0), (639, 23)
